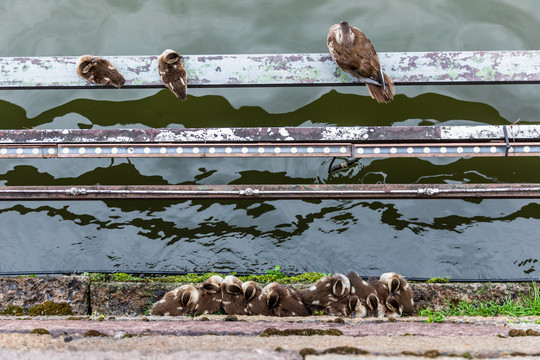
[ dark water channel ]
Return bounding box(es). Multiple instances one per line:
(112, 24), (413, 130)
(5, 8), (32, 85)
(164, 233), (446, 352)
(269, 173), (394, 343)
(0, 0), (539, 279)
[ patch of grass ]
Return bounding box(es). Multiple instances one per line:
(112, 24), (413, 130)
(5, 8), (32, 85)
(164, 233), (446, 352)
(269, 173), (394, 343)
(426, 276), (450, 283)
(419, 283), (540, 319)
(83, 269), (329, 285)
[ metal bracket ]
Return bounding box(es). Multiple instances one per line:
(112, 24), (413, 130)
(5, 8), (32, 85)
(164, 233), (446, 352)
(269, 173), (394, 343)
(239, 188), (259, 196)
(418, 188), (440, 196)
(69, 187), (88, 196)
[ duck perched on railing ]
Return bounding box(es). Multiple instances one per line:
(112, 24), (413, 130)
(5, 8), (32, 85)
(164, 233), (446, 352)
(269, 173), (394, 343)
(150, 271), (414, 318)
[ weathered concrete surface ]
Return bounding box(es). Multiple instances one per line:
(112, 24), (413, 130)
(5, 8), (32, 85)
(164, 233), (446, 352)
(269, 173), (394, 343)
(0, 316), (540, 358)
(0, 316), (511, 338)
(0, 276), (89, 315)
(0, 349), (302, 360)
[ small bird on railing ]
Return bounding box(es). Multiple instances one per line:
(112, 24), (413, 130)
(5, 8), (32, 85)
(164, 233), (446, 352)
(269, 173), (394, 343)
(76, 55), (126, 88)
(327, 21), (394, 103)
(158, 49), (187, 101)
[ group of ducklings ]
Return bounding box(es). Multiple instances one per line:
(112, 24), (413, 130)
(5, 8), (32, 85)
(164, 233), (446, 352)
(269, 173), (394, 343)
(76, 21), (394, 104)
(150, 271), (414, 318)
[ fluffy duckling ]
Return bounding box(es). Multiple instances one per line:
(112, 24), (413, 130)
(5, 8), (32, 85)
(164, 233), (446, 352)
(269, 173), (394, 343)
(324, 294), (363, 318)
(192, 275), (224, 315)
(76, 55), (125, 88)
(298, 273), (350, 310)
(242, 281), (274, 316)
(347, 271), (384, 318)
(158, 49), (187, 101)
(264, 282), (310, 317)
(368, 275), (398, 318)
(150, 284), (198, 316)
(327, 21), (394, 103)
(380, 272), (415, 316)
(220, 275), (248, 315)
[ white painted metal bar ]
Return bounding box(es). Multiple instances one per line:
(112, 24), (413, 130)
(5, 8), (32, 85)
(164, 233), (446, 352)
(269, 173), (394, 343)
(1, 51), (540, 89)
(0, 125), (539, 144)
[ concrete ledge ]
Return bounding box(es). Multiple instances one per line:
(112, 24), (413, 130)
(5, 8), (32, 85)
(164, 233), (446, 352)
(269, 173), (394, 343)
(0, 276), (538, 316)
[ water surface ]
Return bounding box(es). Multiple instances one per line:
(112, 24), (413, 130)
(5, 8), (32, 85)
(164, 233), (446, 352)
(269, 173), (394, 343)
(0, 0), (539, 279)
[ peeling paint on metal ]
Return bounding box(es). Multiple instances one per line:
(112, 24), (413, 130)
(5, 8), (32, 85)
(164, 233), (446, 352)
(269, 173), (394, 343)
(1, 126), (540, 144)
(1, 51), (539, 89)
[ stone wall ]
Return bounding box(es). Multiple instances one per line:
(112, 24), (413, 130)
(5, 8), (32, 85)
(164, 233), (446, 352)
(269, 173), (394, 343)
(0, 276), (537, 316)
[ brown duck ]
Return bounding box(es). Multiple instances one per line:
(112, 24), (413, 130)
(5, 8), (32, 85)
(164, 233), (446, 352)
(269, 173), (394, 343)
(192, 275), (224, 315)
(327, 21), (394, 103)
(242, 281), (274, 316)
(298, 273), (350, 309)
(158, 49), (187, 100)
(380, 272), (415, 316)
(220, 275), (249, 315)
(76, 55), (125, 88)
(150, 284), (198, 316)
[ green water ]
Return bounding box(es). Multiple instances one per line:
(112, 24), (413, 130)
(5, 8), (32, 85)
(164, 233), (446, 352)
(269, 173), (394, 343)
(0, 0), (539, 279)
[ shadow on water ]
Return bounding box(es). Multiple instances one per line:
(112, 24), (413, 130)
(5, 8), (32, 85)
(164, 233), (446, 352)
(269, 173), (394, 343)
(0, 90), (509, 129)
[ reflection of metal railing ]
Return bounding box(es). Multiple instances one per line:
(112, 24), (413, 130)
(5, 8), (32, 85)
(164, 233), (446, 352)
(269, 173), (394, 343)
(1, 184), (540, 200)
(1, 52), (540, 199)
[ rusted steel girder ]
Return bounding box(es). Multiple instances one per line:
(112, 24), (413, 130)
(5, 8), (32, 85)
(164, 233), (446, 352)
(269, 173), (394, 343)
(0, 125), (538, 144)
(0, 184), (539, 200)
(1, 51), (539, 89)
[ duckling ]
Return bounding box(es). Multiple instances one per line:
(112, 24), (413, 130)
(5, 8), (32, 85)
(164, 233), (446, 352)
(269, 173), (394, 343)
(76, 55), (125, 88)
(158, 49), (187, 100)
(380, 272), (415, 316)
(298, 273), (350, 311)
(220, 275), (248, 315)
(327, 21), (394, 103)
(242, 281), (274, 316)
(324, 294), (364, 318)
(192, 275), (224, 315)
(347, 271), (384, 318)
(150, 284), (198, 316)
(368, 275), (398, 318)
(264, 282), (310, 317)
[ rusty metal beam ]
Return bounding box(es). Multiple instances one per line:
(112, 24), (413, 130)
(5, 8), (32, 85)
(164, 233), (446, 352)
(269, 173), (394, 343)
(1, 51), (539, 89)
(0, 184), (539, 200)
(0, 125), (538, 144)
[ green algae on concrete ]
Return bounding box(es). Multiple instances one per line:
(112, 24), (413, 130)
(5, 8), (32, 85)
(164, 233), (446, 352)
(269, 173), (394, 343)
(0, 305), (25, 316)
(260, 327), (343, 337)
(28, 301), (73, 316)
(30, 328), (50, 335)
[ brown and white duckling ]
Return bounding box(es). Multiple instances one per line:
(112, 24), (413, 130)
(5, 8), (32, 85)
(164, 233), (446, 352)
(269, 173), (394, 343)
(150, 284), (198, 316)
(368, 275), (399, 318)
(263, 282), (310, 317)
(158, 49), (187, 101)
(327, 21), (395, 103)
(324, 294), (364, 318)
(380, 272), (415, 316)
(192, 275), (224, 315)
(298, 273), (350, 310)
(347, 271), (384, 318)
(220, 275), (248, 315)
(242, 281), (274, 316)
(76, 55), (125, 88)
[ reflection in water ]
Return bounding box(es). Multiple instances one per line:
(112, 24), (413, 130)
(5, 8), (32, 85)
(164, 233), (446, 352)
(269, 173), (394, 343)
(0, 90), (509, 129)
(0, 91), (539, 279)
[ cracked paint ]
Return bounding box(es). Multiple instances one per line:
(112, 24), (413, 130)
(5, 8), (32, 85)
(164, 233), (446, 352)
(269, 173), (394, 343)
(1, 51), (539, 89)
